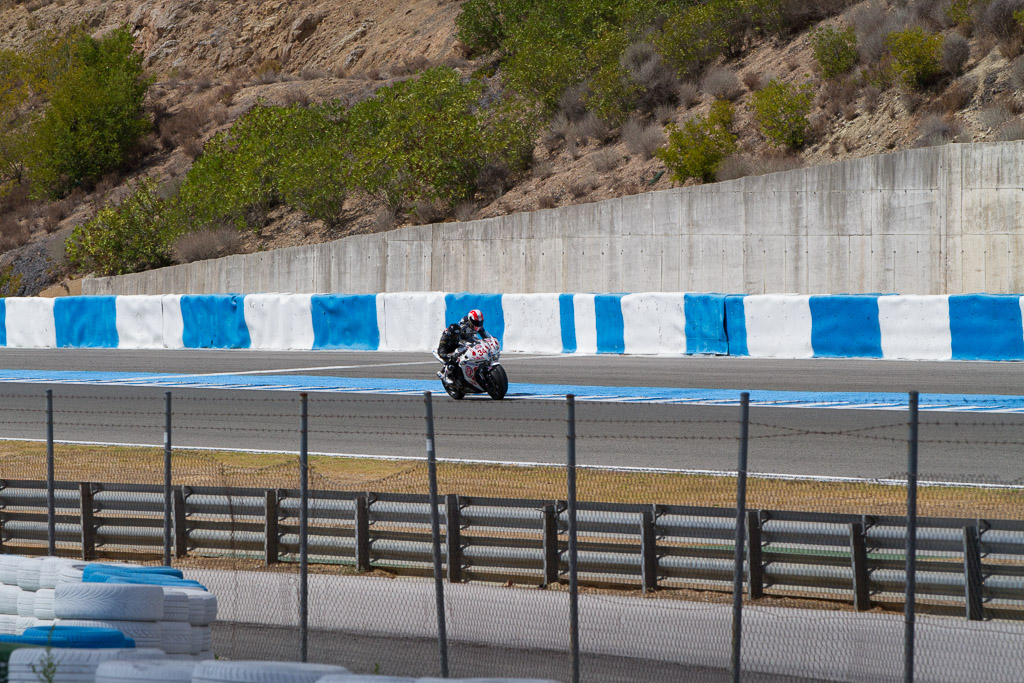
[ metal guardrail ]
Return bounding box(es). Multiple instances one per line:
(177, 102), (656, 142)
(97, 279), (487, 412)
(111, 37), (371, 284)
(1, 478), (1021, 621)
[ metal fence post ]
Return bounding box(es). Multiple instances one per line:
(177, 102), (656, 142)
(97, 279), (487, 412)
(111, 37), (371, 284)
(424, 392), (449, 678)
(850, 521), (871, 611)
(566, 394), (580, 683)
(541, 503), (559, 588)
(299, 392), (309, 663)
(445, 494), (463, 583)
(731, 392), (750, 683)
(264, 489), (280, 566)
(904, 391), (919, 683)
(163, 391), (172, 567)
(963, 524), (984, 621)
(354, 494), (371, 572)
(172, 487), (188, 558)
(46, 389), (55, 556)
(746, 509), (764, 600)
(641, 508), (658, 594)
(78, 482), (95, 561)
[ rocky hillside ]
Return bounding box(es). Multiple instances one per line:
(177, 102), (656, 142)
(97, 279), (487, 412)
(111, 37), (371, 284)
(0, 0), (1022, 296)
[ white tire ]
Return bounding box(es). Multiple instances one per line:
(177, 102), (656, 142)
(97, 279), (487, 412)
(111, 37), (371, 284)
(162, 590), (190, 622)
(9, 647), (166, 682)
(0, 555), (21, 586)
(0, 613), (17, 635)
(94, 659), (197, 683)
(316, 677), (416, 682)
(15, 589), (34, 617)
(191, 661), (349, 683)
(15, 556), (44, 591)
(33, 587), (55, 619)
(55, 618), (163, 649)
(55, 582), (164, 621)
(417, 680), (563, 683)
(159, 620), (195, 655)
(37, 557), (63, 589)
(181, 591), (217, 626)
(191, 624), (212, 651)
(56, 561), (87, 585)
(0, 585), (21, 615)
(13, 616), (37, 634)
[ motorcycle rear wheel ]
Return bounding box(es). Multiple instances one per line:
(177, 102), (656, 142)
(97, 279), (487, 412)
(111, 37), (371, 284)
(484, 365), (508, 400)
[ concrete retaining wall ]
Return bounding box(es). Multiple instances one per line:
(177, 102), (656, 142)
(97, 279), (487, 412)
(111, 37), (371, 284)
(6, 292), (1024, 360)
(83, 142), (1024, 297)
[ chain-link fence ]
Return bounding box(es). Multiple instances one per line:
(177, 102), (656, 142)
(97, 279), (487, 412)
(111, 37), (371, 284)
(0, 386), (1021, 682)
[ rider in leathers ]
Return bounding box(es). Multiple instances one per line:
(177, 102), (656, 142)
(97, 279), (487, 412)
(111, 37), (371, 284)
(437, 309), (491, 382)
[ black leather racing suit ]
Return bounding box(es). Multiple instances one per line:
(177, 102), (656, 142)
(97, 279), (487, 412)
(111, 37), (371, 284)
(437, 318), (491, 380)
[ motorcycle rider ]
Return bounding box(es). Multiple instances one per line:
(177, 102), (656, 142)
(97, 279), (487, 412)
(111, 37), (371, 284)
(437, 309), (491, 382)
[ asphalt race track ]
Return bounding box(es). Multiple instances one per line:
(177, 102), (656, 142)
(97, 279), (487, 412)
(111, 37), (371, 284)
(0, 348), (1021, 483)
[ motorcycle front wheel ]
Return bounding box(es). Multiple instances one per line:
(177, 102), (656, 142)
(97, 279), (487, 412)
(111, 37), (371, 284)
(484, 365), (508, 400)
(443, 377), (465, 400)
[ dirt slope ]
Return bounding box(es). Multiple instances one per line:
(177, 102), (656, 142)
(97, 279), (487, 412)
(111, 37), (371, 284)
(0, 0), (1020, 295)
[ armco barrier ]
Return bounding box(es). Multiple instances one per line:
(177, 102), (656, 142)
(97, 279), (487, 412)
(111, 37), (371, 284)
(4, 292), (1024, 359)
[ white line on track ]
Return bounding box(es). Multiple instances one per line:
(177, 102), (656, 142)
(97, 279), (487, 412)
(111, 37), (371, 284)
(4, 436), (1018, 490)
(116, 354), (556, 380)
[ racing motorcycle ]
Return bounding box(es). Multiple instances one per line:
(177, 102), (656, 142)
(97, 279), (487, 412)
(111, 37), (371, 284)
(433, 336), (508, 400)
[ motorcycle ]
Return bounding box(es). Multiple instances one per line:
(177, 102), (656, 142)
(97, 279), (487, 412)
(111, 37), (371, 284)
(433, 336), (509, 400)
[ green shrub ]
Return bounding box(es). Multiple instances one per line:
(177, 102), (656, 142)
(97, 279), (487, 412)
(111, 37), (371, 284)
(65, 177), (172, 275)
(655, 100), (736, 182)
(455, 0), (529, 56)
(582, 31), (641, 126)
(347, 66), (495, 208)
(25, 26), (151, 200)
(276, 103), (349, 227)
(751, 78), (814, 149)
(168, 104), (289, 234)
(886, 27), (943, 89)
(654, 0), (780, 78)
(810, 25), (858, 79)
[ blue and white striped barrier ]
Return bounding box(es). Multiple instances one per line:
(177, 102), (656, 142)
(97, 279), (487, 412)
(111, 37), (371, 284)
(1, 292), (1023, 360)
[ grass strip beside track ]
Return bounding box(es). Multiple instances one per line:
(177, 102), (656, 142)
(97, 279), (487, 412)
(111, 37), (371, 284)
(0, 441), (1019, 519)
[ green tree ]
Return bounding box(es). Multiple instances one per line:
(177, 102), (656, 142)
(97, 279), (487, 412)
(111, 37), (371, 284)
(751, 78), (813, 149)
(277, 103), (350, 227)
(347, 67), (491, 208)
(168, 103), (290, 234)
(886, 27), (943, 90)
(25, 25), (151, 199)
(654, 0), (780, 78)
(655, 100), (737, 182)
(65, 177), (172, 275)
(810, 25), (858, 79)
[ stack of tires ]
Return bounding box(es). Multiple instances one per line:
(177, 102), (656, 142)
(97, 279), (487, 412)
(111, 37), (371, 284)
(0, 556), (83, 636)
(7, 647), (166, 683)
(0, 555), (216, 660)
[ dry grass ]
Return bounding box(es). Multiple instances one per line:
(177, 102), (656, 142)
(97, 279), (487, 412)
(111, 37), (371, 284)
(0, 442), (1018, 519)
(677, 82), (700, 109)
(171, 227), (242, 264)
(590, 148), (621, 173)
(915, 114), (963, 147)
(936, 77), (976, 114)
(700, 66), (743, 101)
(621, 116), (665, 159)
